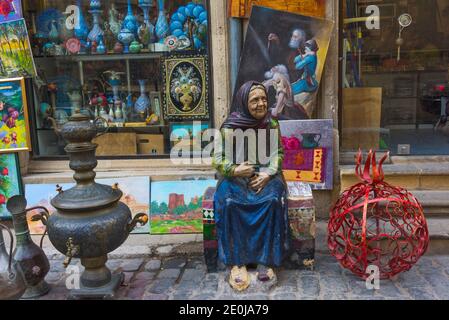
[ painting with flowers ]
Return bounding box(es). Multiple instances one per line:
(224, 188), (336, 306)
(0, 77), (31, 153)
(280, 119), (333, 190)
(0, 153), (22, 219)
(0, 0), (22, 23)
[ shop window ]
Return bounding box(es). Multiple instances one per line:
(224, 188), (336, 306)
(341, 0), (449, 155)
(22, 0), (211, 158)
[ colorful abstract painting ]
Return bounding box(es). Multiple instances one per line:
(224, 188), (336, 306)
(233, 6), (333, 119)
(150, 179), (217, 234)
(0, 153), (22, 219)
(279, 119), (333, 190)
(0, 77), (31, 153)
(0, 0), (22, 23)
(25, 177), (150, 235)
(0, 19), (36, 78)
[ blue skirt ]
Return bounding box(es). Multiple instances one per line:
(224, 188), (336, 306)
(213, 175), (290, 267)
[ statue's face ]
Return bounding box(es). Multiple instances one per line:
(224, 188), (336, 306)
(248, 88), (268, 120)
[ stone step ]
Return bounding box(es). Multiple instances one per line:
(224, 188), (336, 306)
(316, 217), (449, 256)
(413, 190), (449, 216)
(340, 162), (449, 191)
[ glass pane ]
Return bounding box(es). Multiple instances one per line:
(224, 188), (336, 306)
(22, 0), (211, 157)
(342, 0), (449, 155)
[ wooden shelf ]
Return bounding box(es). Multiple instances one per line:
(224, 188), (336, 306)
(34, 52), (164, 62)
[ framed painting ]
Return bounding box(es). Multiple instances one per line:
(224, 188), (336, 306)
(229, 0), (326, 19)
(150, 91), (164, 125)
(162, 54), (210, 121)
(232, 6), (333, 120)
(0, 153), (23, 219)
(0, 0), (22, 23)
(0, 19), (37, 78)
(0, 77), (32, 153)
(280, 119), (334, 190)
(170, 122), (209, 145)
(150, 179), (217, 235)
(25, 177), (151, 235)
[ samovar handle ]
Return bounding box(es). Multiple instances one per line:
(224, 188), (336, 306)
(0, 223), (15, 273)
(127, 213), (149, 233)
(28, 206), (51, 249)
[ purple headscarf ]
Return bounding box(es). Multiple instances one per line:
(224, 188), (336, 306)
(222, 81), (272, 130)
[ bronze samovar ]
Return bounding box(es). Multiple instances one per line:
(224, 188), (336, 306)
(45, 112), (147, 299)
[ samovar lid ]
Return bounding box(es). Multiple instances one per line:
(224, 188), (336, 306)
(51, 183), (123, 212)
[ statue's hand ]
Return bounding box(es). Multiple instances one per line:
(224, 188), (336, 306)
(233, 162), (255, 178)
(249, 172), (271, 193)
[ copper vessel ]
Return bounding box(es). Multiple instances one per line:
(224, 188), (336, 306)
(45, 112), (147, 299)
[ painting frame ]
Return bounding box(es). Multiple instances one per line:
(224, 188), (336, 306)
(0, 18), (37, 79)
(150, 179), (217, 235)
(24, 176), (151, 235)
(0, 153), (23, 220)
(280, 119), (334, 190)
(232, 6), (334, 120)
(0, 0), (23, 23)
(0, 77), (32, 153)
(161, 53), (210, 121)
(228, 0), (326, 19)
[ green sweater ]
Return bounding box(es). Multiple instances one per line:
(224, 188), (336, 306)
(212, 118), (284, 178)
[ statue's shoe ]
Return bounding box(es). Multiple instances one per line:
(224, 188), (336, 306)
(256, 265), (275, 282)
(229, 266), (250, 292)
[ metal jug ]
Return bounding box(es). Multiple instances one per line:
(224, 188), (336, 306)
(0, 223), (26, 300)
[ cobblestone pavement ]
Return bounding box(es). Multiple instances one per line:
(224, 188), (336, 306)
(34, 252), (449, 300)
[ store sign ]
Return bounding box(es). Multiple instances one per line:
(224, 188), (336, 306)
(229, 0), (326, 18)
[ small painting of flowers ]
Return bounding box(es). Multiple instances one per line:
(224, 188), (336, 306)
(0, 153), (22, 219)
(0, 0), (22, 23)
(0, 77), (31, 153)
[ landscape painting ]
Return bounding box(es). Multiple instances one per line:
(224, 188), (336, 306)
(0, 153), (22, 219)
(0, 19), (36, 78)
(0, 0), (22, 23)
(150, 179), (217, 234)
(24, 182), (73, 235)
(0, 77), (31, 153)
(25, 177), (150, 235)
(280, 119), (333, 190)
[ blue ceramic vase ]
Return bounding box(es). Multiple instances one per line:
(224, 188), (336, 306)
(138, 0), (155, 43)
(48, 20), (59, 44)
(88, 0), (104, 43)
(123, 0), (139, 37)
(134, 80), (150, 114)
(97, 35), (106, 54)
(74, 0), (89, 41)
(118, 28), (135, 53)
(155, 0), (169, 41)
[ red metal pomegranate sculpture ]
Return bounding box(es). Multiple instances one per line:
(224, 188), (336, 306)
(328, 150), (429, 279)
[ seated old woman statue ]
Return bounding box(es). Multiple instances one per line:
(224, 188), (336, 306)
(212, 81), (290, 292)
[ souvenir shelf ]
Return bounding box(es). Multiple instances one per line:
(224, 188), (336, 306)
(23, 0), (211, 158)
